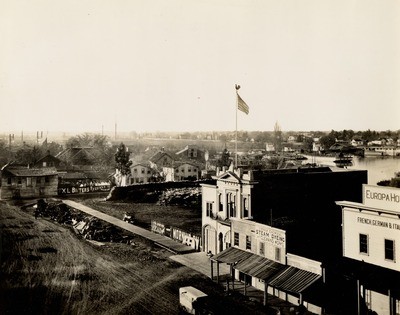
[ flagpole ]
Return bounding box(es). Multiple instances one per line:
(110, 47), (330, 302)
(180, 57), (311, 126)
(235, 86), (238, 169)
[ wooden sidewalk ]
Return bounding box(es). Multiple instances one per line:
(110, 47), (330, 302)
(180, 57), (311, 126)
(63, 199), (196, 254)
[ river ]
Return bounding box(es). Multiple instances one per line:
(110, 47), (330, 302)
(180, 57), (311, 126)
(303, 155), (400, 185)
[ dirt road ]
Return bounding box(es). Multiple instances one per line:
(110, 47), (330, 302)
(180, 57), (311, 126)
(0, 200), (203, 314)
(0, 200), (269, 315)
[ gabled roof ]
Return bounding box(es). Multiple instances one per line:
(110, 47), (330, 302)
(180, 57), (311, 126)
(131, 162), (152, 169)
(34, 154), (61, 166)
(1, 164), (58, 177)
(56, 147), (100, 165)
(149, 151), (175, 163)
(214, 171), (241, 183)
(175, 145), (204, 156)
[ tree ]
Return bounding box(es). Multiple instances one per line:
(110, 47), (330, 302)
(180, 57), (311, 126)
(273, 121), (283, 153)
(302, 137), (314, 152)
(65, 133), (114, 170)
(115, 143), (132, 176)
(319, 130), (338, 151)
(217, 149), (231, 168)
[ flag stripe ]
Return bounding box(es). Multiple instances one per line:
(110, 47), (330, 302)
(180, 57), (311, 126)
(237, 93), (249, 114)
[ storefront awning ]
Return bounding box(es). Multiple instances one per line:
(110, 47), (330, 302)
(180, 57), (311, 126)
(211, 247), (321, 294)
(234, 254), (286, 281)
(211, 247), (254, 264)
(268, 266), (321, 294)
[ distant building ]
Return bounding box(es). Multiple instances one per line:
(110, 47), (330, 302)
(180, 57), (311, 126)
(0, 163), (58, 199)
(175, 145), (205, 161)
(265, 143), (275, 152)
(351, 138), (364, 147)
(34, 153), (61, 168)
(312, 141), (323, 153)
(56, 147), (101, 168)
(163, 162), (200, 182)
(129, 163), (157, 184)
(149, 149), (175, 169)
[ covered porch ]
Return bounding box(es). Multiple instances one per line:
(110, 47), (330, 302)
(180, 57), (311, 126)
(210, 247), (322, 312)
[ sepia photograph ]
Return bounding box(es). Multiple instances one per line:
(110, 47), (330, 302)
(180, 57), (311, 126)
(1, 1), (399, 314)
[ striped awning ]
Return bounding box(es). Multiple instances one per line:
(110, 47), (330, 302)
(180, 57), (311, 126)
(234, 255), (286, 281)
(211, 247), (321, 294)
(268, 266), (321, 293)
(211, 246), (253, 264)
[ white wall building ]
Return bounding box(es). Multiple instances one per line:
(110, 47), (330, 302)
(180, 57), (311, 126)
(203, 168), (323, 313)
(163, 162), (199, 182)
(336, 184), (400, 315)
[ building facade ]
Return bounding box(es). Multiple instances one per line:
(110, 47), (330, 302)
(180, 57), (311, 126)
(130, 163), (156, 184)
(336, 184), (400, 314)
(209, 197), (323, 313)
(163, 162), (200, 182)
(202, 166), (368, 313)
(0, 163), (58, 199)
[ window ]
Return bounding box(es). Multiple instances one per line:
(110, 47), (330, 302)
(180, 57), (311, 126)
(206, 202), (213, 217)
(359, 234), (368, 254)
(43, 162), (47, 167)
(227, 193), (236, 218)
(385, 239), (395, 261)
(234, 232), (239, 246)
(188, 168), (191, 172)
(275, 247), (281, 262)
(26, 177), (32, 187)
(147, 170), (150, 174)
(141, 169), (145, 174)
(246, 235), (251, 250)
(45, 176), (50, 183)
(395, 299), (400, 315)
(7, 177), (11, 185)
(36, 177), (41, 184)
(243, 197), (249, 218)
(218, 194), (223, 212)
(259, 242), (265, 256)
(133, 168), (137, 173)
(17, 178), (22, 185)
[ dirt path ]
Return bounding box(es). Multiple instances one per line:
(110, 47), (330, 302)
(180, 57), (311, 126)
(0, 201), (200, 315)
(1, 200), (271, 315)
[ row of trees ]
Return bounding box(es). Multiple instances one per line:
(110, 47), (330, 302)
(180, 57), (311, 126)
(319, 129), (400, 151)
(0, 140), (63, 167)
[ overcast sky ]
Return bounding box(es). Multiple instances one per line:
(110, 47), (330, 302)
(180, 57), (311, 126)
(1, 0), (399, 133)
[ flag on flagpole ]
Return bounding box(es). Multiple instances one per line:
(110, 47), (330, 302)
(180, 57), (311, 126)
(237, 92), (249, 115)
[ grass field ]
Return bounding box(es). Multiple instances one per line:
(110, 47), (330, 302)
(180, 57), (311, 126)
(0, 199), (271, 315)
(67, 194), (203, 235)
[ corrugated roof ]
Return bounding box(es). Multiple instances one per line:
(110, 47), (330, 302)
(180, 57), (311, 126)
(4, 166), (58, 177)
(268, 266), (321, 293)
(211, 247), (254, 264)
(212, 247), (321, 293)
(234, 255), (286, 281)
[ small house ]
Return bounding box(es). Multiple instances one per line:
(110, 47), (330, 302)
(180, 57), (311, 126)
(0, 163), (58, 199)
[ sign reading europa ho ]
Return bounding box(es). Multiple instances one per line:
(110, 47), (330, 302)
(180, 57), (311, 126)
(363, 184), (400, 212)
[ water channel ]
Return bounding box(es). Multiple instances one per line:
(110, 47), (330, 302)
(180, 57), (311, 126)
(303, 155), (400, 185)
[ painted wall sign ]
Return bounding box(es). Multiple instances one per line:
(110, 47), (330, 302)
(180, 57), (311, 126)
(363, 184), (400, 212)
(253, 223), (286, 247)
